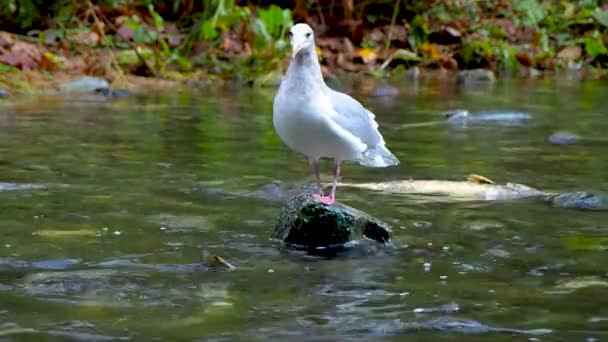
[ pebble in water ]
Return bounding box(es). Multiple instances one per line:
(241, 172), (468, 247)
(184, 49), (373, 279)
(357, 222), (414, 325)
(423, 262), (432, 272)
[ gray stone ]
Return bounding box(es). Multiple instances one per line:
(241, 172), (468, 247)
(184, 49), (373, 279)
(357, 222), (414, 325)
(0, 88), (8, 98)
(59, 76), (109, 93)
(272, 186), (391, 251)
(370, 84), (398, 97)
(444, 109), (532, 125)
(547, 132), (581, 145)
(457, 68), (495, 85)
(547, 192), (608, 211)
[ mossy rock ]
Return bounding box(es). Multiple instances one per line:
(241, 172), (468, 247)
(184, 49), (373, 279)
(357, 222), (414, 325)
(272, 186), (391, 252)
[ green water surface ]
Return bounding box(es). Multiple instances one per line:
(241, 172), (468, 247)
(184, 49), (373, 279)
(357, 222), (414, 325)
(1, 76), (608, 341)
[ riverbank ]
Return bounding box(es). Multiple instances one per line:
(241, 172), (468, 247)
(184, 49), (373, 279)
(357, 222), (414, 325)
(1, 1), (607, 96)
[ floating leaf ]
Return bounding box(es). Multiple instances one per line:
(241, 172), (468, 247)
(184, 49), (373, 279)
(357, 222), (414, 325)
(201, 250), (236, 271)
(466, 174), (495, 185)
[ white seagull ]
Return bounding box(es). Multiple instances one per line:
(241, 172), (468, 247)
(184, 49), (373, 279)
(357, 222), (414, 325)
(273, 23), (399, 205)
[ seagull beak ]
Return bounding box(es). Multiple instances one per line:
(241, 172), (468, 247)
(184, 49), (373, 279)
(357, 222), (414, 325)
(291, 40), (305, 58)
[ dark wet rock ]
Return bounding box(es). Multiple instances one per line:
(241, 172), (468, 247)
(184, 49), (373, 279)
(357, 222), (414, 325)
(547, 132), (582, 145)
(272, 185), (391, 252)
(546, 192), (608, 211)
(92, 88), (132, 99)
(429, 26), (462, 45)
(59, 76), (109, 93)
(444, 109), (532, 125)
(457, 69), (495, 85)
(0, 88), (8, 98)
(370, 84), (398, 97)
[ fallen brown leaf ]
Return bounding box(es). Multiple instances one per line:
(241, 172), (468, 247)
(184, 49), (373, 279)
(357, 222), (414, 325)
(0, 31), (14, 48)
(0, 41), (41, 70)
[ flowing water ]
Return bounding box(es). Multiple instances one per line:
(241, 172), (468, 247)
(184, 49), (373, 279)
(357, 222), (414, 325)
(1, 76), (608, 341)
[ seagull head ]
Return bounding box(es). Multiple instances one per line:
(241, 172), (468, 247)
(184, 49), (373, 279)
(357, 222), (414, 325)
(288, 23), (315, 58)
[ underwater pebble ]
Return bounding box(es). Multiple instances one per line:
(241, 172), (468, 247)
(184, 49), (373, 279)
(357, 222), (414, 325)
(413, 221), (432, 229)
(268, 269), (274, 273)
(423, 262), (432, 272)
(113, 231), (121, 236)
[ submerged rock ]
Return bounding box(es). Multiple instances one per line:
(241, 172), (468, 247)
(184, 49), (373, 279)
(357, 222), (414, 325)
(0, 182), (45, 191)
(546, 132), (582, 145)
(546, 192), (608, 211)
(272, 186), (391, 252)
(92, 87), (132, 99)
(59, 77), (109, 93)
(370, 84), (399, 97)
(457, 69), (495, 85)
(0, 88), (8, 98)
(444, 109), (532, 125)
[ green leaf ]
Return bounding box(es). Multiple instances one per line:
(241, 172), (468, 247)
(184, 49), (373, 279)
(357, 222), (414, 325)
(264, 5), (294, 39)
(584, 36), (608, 59)
(409, 15), (429, 49)
(514, 0), (545, 27)
(593, 10), (608, 27)
(200, 20), (218, 40)
(148, 4), (164, 31)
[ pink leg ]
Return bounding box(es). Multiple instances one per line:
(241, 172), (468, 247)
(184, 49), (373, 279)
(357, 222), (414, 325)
(309, 159), (324, 195)
(312, 161), (340, 205)
(295, 158), (323, 199)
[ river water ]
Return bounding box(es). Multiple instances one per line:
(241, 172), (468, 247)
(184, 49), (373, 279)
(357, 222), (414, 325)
(1, 76), (607, 340)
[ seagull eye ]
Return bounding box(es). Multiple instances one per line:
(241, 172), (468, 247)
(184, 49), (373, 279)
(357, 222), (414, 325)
(305, 33), (311, 38)
(287, 31), (293, 39)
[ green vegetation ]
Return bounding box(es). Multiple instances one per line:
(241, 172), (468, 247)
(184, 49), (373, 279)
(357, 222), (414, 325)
(0, 0), (608, 88)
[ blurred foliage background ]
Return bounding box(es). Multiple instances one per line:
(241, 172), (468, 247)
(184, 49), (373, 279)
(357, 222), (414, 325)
(0, 0), (607, 80)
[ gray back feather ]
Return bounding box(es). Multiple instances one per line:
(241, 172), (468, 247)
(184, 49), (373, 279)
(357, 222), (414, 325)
(323, 87), (383, 149)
